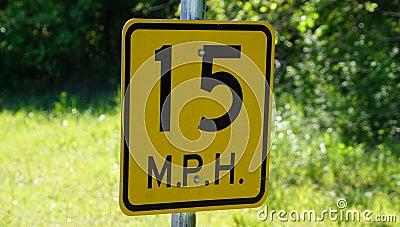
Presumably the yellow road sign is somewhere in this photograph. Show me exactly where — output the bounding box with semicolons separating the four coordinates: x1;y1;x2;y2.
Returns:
120;19;275;216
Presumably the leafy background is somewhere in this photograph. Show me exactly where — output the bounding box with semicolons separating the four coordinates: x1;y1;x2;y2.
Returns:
1;0;399;145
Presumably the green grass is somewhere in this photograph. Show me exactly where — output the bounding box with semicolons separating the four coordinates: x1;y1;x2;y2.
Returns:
0;94;398;226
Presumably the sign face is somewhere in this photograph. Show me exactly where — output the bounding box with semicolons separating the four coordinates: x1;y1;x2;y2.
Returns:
120;19;275;216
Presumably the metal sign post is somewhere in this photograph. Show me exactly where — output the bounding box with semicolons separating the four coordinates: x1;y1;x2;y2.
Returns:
120;0;275;219
180;0;205;20
171;1;204;226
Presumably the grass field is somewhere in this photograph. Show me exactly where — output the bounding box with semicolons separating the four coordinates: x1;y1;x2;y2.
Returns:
0;94;399;226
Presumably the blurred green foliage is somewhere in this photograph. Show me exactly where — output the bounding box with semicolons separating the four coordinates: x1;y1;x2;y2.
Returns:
207;0;400;145
1;0;399;145
0;0;178;93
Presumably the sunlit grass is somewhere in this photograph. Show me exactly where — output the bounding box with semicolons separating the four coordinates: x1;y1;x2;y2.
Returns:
1;94;398;226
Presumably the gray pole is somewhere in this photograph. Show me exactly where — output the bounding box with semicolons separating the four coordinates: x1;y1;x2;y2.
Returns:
180;0;205;20
171;211;196;227
170;0;205;227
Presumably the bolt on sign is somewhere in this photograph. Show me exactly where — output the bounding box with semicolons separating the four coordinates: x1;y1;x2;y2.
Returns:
120;19;275;216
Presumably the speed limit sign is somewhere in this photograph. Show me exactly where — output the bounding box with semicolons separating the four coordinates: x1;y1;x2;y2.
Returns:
120;19;275;216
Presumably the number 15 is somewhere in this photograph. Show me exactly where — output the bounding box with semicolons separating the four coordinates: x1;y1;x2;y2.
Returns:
155;45;243;132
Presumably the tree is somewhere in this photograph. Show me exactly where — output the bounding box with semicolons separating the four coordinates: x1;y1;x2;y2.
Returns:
206;0;400;144
0;0;179;94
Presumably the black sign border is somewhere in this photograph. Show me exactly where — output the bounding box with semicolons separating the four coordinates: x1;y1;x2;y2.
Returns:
122;21;273;213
